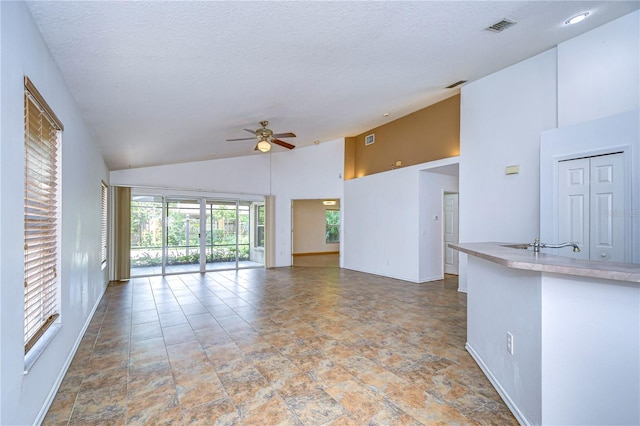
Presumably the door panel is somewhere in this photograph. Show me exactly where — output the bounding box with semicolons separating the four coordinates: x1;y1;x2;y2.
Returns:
165;199;201;274
443;193;459;275
559;158;590;259
589;153;624;262
206;201;238;270
130;195;164;277
568;195;586;244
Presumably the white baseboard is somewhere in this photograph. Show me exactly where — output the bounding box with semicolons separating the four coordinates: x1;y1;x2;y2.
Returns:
34;283;108;426
465;343;530;426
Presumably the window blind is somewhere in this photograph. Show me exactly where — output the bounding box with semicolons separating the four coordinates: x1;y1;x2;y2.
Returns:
101;182;108;264
24;77;63;354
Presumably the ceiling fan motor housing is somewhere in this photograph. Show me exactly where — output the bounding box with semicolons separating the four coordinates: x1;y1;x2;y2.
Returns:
226;120;295;150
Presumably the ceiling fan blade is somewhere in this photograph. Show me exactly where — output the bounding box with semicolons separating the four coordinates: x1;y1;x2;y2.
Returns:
272;132;296;138
226;137;256;141
272;139;295;150
243;128;257;135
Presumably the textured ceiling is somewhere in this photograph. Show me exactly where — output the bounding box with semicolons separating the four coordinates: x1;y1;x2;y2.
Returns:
27;1;639;170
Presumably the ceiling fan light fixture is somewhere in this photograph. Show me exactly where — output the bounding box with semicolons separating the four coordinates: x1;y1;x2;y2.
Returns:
257;140;271;152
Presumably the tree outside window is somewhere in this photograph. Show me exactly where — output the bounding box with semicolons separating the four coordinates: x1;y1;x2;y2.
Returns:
325;210;340;243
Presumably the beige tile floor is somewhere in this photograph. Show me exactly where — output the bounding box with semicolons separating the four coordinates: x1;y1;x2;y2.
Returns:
43;267;516;425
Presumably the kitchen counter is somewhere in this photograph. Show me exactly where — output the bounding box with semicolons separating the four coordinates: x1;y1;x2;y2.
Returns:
451;241;640;425
449;242;640;283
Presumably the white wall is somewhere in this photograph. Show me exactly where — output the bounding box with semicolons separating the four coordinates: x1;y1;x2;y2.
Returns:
467;254;640;426
111;139;345;268
541;273;640;425
459;11;640;424
1;3;110;424
343;165;420;282
110;154;271;195
558;11;640;128
543;10;640;264
271;140;344;266
458;49;558;291
343;157;458;283
466;256;542;426
292;200;340;254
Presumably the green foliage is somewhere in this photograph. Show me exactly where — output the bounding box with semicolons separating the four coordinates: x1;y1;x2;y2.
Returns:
325;210;340;243
131;199;253;268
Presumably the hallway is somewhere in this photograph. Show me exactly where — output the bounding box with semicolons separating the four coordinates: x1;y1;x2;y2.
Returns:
44;268;515;425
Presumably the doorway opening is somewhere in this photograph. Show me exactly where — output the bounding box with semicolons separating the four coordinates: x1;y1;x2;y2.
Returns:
291;199;340;268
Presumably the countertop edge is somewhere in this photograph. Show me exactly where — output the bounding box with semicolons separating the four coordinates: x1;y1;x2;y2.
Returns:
450;242;640;283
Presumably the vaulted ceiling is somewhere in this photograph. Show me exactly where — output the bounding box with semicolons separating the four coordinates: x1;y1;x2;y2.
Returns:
27;1;639;170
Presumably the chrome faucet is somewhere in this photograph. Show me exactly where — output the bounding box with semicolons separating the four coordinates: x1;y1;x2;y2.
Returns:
529;238;581;253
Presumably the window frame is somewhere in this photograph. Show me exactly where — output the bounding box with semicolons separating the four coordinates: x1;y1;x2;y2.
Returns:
325;209;340;244
101;181;108;268
23;76;63;356
255;204;265;248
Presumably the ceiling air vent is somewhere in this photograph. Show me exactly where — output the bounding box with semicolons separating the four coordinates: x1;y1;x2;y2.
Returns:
486;18;517;33
446;80;467;89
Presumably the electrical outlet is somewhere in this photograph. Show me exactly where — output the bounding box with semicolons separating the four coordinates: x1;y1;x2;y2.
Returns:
506;332;514;355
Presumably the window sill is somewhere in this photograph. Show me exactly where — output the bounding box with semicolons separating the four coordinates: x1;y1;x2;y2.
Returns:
24;323;61;374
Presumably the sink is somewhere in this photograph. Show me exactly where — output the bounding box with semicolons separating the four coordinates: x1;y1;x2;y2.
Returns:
500;243;530;250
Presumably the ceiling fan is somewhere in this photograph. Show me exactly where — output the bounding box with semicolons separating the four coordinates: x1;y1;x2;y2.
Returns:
227;120;296;152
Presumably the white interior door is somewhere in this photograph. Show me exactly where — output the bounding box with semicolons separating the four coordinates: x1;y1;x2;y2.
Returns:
558;158;590;259
443;193;459;275
589;153;624;262
558;153;625;261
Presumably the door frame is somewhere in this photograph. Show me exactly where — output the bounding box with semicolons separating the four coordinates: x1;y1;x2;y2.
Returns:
543;146;633;262
290;198;342;267
128;189;266;277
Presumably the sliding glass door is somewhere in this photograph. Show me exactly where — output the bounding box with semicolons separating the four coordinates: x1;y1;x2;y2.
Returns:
165;199;201;274
130;194;264;277
204;201;255;271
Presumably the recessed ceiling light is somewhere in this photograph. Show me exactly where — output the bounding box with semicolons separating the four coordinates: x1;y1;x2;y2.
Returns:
565;12;589;25
383;112;390;117
323;200;337;206
313;140;320;145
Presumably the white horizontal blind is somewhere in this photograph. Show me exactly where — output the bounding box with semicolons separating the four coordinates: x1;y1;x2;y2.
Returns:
24;78;62;354
101;181;108;264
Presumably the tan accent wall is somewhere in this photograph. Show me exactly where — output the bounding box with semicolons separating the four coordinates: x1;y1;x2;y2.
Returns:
344;137;356;180
346;94;460;179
